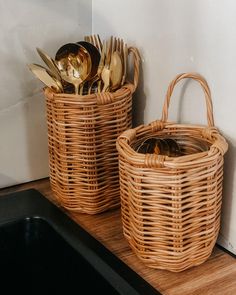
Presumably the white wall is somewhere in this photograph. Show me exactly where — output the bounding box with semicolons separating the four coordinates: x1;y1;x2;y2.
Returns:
93;0;236;254
0;0;92;188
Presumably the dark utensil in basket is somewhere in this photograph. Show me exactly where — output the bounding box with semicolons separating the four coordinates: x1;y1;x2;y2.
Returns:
135;137;181;157
135;136;211;157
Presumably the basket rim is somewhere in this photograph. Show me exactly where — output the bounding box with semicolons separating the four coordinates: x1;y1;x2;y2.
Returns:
43;46;141;103
116;120;228;169
44;82;136;103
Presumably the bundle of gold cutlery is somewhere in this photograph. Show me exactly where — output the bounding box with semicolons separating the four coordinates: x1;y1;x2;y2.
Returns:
28;34;132;95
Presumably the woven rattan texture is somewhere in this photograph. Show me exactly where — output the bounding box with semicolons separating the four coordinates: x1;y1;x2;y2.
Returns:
45;47;140;214
116;73;228;272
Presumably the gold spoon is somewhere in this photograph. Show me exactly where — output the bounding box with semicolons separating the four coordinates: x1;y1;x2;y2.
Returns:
76;41;100;94
110;51;123;91
55;43;91;95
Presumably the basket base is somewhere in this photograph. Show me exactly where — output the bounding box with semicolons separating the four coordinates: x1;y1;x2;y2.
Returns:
125;234;217;272
50;182;121;215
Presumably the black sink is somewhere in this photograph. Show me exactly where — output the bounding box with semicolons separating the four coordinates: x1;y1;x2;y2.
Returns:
0;189;161;295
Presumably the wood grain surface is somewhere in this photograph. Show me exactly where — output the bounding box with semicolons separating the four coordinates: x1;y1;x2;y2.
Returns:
0;178;235;295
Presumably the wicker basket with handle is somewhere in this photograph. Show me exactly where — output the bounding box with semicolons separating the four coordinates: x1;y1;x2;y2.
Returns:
116;72;228;272
44;47;140;214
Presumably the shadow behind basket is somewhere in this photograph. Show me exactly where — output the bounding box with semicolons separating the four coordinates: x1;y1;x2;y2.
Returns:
116;73;228;272
45;47;140;214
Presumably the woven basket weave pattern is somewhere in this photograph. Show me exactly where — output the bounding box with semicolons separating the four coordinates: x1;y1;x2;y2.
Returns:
117;73;228;272
45;47;140;214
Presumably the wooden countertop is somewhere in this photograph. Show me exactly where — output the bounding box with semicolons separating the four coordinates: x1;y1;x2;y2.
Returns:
1;178;236;295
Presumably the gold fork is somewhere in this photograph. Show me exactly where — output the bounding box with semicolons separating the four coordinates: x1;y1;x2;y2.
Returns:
84;34;103;54
101;36;113;92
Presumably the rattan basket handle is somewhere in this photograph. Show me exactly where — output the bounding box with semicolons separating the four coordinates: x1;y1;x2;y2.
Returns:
161;73;215;127
128;47;141;91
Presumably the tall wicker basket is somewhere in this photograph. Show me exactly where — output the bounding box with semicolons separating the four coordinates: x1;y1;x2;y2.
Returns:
44;47;140;214
116;73;228;272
